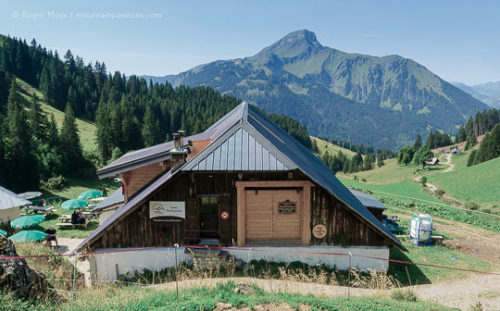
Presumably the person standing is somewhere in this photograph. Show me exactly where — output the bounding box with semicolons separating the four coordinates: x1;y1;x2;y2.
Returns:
45;226;58;249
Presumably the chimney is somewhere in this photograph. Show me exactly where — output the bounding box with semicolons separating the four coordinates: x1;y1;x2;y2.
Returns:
170;130;187;170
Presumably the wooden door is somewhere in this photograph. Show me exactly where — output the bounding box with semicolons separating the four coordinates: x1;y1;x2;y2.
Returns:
272;190;301;240
245;189;301;241
245;190;273;240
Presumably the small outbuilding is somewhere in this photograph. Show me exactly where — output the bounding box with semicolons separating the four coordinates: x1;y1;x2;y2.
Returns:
76;102;404;283
91;188;124;225
0;186;31;224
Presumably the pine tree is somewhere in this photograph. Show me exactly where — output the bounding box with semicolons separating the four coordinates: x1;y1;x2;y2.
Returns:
60;103;83;173
4;79;39;191
142;105;162;147
413;134;422;152
376;153;385;167
29;93;48;141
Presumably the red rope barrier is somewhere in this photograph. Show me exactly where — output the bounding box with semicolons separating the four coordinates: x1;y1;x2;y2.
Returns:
1;244;499;276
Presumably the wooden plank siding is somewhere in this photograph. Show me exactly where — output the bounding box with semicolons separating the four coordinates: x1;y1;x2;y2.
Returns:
88;171;389;250
121;162;170;200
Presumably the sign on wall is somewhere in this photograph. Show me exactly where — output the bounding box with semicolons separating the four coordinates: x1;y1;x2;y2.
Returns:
312;224;327;239
278;200;297;214
149;201;185;219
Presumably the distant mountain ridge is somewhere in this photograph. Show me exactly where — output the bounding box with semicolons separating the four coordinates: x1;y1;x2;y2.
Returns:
142;29;488;149
453;81;500;109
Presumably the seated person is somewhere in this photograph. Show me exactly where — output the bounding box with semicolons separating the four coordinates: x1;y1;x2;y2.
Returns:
77;210;86;224
71;210;80;224
45;226;58;248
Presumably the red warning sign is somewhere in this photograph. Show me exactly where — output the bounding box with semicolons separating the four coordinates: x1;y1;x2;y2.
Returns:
221;211;229;220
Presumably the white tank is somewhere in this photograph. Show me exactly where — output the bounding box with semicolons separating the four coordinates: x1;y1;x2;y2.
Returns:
410;214;433;242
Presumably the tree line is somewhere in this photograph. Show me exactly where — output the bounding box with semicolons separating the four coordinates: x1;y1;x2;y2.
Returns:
467;124;500;167
0;35;315;191
0;78;88;192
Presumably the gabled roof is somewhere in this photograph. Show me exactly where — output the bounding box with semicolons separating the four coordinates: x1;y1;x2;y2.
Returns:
0;186;31;210
92;188;124;212
349;189;387;210
77;102;404;251
97;104;247;179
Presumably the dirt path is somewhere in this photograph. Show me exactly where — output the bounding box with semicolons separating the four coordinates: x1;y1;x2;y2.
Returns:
56;238;91;286
442;153;454;173
152;274;500;310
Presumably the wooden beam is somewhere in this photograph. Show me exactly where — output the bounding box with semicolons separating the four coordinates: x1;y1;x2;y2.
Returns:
301;185;311;245
235;180;314;188
236;184;246;246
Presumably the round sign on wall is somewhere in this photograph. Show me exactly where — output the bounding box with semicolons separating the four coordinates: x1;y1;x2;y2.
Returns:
221;211;229;220
312;224;327;239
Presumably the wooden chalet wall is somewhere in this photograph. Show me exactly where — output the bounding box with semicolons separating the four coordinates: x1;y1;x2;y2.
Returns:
310;186;386;246
121;162;170;200
89;171;389;250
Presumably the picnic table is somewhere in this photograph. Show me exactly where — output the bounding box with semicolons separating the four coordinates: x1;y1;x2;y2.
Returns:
56;212;93;229
23;206;56;215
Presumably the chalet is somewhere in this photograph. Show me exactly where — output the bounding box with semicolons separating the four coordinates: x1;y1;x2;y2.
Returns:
425;157;440;166
0;186;31;224
76;102;404;282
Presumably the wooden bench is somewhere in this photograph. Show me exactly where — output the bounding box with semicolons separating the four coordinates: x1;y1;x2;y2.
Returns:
56;222;88;229
431;235;444;245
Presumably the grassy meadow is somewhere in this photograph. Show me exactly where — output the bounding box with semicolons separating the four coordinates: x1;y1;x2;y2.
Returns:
16;78;98;153
311;136;356;158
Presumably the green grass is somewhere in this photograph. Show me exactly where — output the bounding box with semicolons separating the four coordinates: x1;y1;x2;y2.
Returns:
428;156;500;207
311;136;356;158
340;158;446;184
338;177;442;204
389;240;494;286
0;282;457;311
28;177;119;238
16;78;98;153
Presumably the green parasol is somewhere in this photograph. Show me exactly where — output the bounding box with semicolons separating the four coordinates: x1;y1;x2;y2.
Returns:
78;189;103;200
61;199;89;210
9;230;47;242
10;215;45;229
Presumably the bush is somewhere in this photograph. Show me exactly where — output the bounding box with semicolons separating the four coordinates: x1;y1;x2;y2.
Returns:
464;201;480;211
41;175;67;190
435;189;445;198
391;289;418;302
420;176;427;185
361;178;367;182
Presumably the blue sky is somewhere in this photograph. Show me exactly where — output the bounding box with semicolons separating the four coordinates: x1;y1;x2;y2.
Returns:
2;0;499;85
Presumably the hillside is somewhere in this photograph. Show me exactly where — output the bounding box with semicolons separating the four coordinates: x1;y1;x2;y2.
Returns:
338;146;500;210
149;29;488;150
311;136;356;158
15;78;97;153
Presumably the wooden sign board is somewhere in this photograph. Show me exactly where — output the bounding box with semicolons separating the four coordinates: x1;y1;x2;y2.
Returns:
150;201;185;219
312;224;327;239
278;200;297;214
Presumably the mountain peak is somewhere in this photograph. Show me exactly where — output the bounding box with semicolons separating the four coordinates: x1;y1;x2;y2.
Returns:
257;29;323;59
280;29;320;46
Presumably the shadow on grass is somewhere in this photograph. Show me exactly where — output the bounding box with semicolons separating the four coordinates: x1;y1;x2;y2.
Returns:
388;247;431;286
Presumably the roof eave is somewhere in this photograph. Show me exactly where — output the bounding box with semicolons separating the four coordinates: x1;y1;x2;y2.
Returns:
97;153;171;179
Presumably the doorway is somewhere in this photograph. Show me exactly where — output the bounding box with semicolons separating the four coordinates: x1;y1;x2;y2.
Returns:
200;196;219;238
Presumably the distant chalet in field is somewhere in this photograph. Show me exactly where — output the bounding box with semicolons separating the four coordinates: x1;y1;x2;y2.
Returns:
425;157;440;166
76;102;404;283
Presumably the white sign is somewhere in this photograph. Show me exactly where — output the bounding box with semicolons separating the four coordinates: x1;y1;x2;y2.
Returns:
149;201;185;219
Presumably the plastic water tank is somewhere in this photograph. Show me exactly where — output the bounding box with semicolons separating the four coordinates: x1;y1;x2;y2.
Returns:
410;214;433;242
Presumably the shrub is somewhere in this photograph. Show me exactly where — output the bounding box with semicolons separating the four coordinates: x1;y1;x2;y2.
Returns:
464;201;480;211
41;175;67;190
361;178;367;182
391;289;418;302
420;176;427;185
435;189;445;198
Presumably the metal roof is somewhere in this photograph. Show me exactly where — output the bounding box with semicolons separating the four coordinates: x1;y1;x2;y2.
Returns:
92;188;124;212
349;189;387;210
77;102;404;251
97;104;246;179
0;186;32;210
